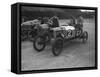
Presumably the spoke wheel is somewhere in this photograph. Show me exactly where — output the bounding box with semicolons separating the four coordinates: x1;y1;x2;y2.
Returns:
33;36;46;52
52;37;63;56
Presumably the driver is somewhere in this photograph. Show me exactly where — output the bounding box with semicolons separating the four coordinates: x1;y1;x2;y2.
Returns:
50;16;59;28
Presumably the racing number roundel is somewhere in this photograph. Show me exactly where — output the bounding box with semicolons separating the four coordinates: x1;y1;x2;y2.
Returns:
62;29;72;38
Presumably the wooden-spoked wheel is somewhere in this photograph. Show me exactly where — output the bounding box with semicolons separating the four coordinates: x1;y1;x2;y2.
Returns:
33;35;46;52
52;37;63;56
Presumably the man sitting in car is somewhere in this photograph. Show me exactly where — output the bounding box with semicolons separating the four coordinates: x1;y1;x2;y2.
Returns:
49;16;59;28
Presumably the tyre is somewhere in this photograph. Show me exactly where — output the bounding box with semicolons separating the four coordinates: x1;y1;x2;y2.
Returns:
33;35;46;52
82;31;88;43
52;37;63;56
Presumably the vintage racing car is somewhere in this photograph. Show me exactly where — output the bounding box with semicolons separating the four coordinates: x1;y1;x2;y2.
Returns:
21;19;41;41
33;24;88;56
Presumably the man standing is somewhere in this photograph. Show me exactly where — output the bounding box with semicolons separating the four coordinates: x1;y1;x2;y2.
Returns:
76;15;84;29
69;16;76;26
75;15;84;37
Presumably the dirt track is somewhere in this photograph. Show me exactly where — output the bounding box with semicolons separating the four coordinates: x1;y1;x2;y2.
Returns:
21;19;95;71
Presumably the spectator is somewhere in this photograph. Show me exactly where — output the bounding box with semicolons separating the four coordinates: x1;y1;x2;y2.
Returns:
76;15;84;29
42;17;49;24
37;17;43;24
69;16;76;26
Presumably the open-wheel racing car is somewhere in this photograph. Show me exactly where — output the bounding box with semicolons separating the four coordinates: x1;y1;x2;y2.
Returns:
21;19;42;41
33;20;88;56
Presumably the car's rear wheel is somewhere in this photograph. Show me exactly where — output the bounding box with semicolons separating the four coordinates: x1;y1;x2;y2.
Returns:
52;37;63;56
33;35;46;52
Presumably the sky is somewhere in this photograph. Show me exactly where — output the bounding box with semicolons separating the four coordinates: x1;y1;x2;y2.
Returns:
80;9;95;12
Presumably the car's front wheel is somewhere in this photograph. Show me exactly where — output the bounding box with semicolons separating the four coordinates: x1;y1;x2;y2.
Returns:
52;37;63;56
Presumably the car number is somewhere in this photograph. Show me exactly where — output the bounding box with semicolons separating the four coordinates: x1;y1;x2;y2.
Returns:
62;29;72;38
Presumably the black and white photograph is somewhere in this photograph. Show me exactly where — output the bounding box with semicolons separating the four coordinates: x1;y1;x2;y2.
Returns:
20;5;97;71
